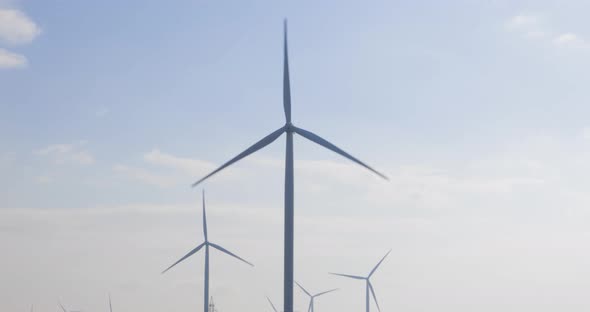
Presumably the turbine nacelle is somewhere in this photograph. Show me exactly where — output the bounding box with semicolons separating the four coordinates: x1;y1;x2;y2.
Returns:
285;122;295;132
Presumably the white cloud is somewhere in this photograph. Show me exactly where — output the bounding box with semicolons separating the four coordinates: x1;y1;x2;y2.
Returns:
114;149;232;188
553;32;587;46
0;8;40;45
526;30;546;39
143;149;216;176
33;175;52;184
506;14;590;50
35;142;95;165
113;164;176;188
505;14;538;29
95;107;110;117
0;47;25;68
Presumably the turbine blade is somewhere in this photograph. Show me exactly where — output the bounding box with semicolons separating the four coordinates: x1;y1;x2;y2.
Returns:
59;302;67;312
314;288;338;297
295;281;312;297
209;242;254;266
192;126;286;187
293;126;388;180
369;249;392;277
109;294;113;312
161;242;206;273
266;297;278;312
329;272;365;280
308;300;312;312
283;19;291;123
368;281;381;312
202;190;208;241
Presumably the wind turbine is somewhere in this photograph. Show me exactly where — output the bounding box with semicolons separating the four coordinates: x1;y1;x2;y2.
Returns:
162;190;254;312
191;20;388;312
295;282;338;312
330;250;391;312
108;294;113;312
58;301;82;312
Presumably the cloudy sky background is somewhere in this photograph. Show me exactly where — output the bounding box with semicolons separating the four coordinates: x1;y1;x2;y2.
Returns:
3;0;590;311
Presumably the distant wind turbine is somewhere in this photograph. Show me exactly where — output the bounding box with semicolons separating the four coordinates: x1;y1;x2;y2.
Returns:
58;301;82;312
330;250;391;312
108;294;113;312
162;190;254;312
295;282;338;312
191;19;388;312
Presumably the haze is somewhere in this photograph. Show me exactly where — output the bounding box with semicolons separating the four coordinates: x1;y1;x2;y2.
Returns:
2;0;590;311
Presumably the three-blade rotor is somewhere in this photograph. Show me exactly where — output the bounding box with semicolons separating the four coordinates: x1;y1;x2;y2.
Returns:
296;281;338;312
162;191;253;274
191;21;388;189
330;250;391;312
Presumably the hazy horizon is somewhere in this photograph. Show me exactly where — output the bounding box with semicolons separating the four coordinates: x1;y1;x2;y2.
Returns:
3;0;590;311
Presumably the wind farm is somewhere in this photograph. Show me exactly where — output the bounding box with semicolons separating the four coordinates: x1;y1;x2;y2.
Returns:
5;1;589;312
190;19;388;312
11;19;391;312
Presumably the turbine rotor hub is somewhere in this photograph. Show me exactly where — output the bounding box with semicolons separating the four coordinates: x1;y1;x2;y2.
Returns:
285;122;295;132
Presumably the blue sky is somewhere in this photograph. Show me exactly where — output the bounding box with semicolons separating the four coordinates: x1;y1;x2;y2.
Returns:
3;0;590;311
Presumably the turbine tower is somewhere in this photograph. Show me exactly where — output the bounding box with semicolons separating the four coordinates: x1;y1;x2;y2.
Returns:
108;294;113;312
191;20;387;312
295;282;338;312
162;190;254;312
330;250;391;312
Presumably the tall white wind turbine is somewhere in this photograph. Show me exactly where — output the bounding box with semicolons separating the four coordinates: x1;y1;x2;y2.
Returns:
162;190;254;312
330;250;391;312
190;20;388;312
295;282;338;312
